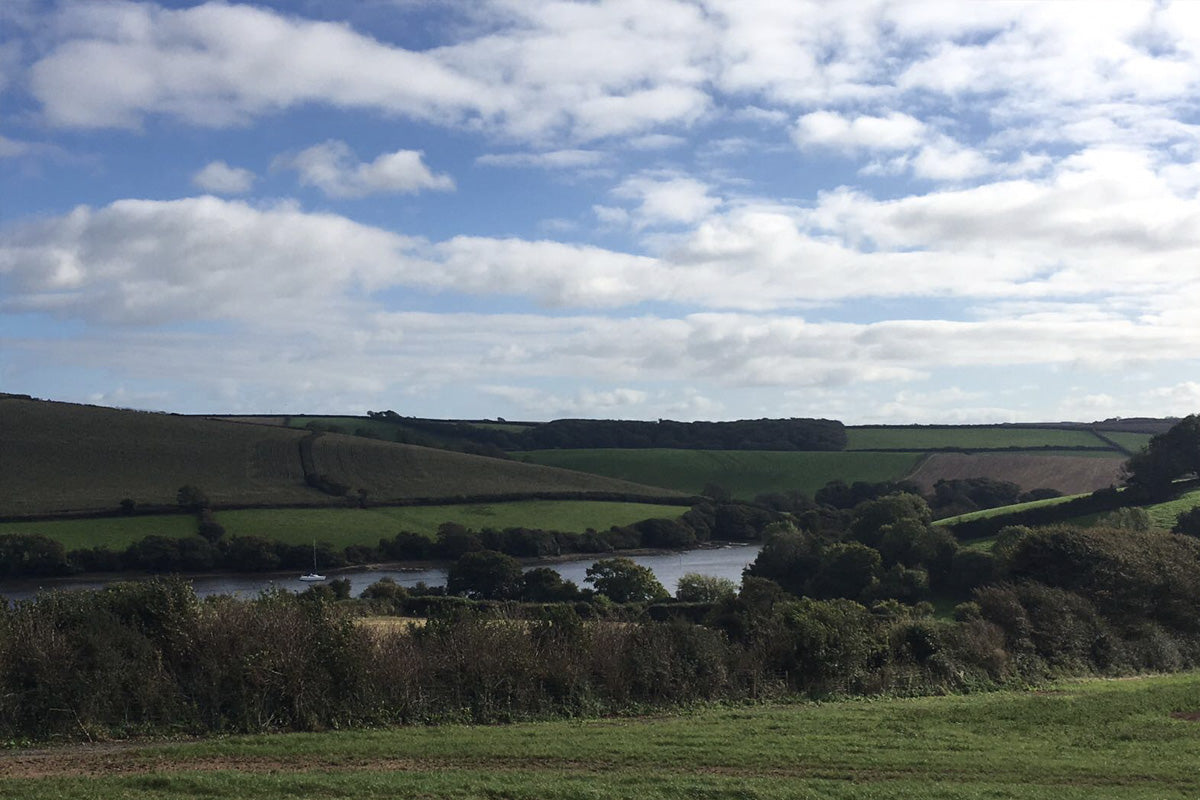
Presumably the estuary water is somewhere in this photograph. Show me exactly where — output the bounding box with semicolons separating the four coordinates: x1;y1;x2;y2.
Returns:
0;543;761;602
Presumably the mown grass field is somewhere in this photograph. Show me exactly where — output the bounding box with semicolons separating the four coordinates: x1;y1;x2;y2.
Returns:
0;501;685;551
517;449;925;500
0;514;198;550
845;425;1110;450
5;672;1200;799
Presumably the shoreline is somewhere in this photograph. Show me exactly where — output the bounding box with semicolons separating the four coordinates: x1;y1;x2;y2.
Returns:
0;540;760;596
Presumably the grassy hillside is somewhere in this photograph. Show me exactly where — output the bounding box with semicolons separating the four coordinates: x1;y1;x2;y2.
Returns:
0;396;317;516
214;501;686;546
845;425;1109;450
0;397;682;517
6;672;1200;798
518;449;924;499
0;500;687;550
1139;487;1200;530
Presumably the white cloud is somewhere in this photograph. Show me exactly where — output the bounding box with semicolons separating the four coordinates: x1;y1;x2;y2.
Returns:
792;110;926;152
273;140;454;198
476;149;606;168
612;174;722;228
191;160;256;194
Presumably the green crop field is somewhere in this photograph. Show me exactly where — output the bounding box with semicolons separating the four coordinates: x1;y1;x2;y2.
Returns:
6;672;1200;799
215;500;687;546
0;501;685;551
517;449;925;500
0;514;198;550
846;426;1109;450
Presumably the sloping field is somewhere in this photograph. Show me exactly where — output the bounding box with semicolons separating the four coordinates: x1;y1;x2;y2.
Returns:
5;672;1200;799
906;452;1124;495
1098;430;1154;454
846;425;1110;450
307;434;680;502
0;397;682;517
0;501;685;549
0;396;318;516
519;449;924;499
217;501;686;545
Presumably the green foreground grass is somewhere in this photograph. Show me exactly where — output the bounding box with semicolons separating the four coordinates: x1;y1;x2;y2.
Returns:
518;449;924;499
6;672;1200;799
846;426;1108;450
0;501;686;550
1141;488;1200;530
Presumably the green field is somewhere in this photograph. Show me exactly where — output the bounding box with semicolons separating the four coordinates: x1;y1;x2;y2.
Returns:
934;493;1088;526
1098;430;1154;454
215;501;686;546
6;672;1200;799
0;501;685;550
846;426;1109;450
518;449;925;500
0;514;198;550
1141;487;1200;530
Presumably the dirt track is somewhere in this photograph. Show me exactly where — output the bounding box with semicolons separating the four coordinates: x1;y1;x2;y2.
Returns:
905;453;1124;495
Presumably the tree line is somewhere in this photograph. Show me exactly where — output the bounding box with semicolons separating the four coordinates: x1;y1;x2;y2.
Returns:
363;412;848;452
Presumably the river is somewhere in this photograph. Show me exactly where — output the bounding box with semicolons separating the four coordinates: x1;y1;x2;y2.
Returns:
0;543;762;602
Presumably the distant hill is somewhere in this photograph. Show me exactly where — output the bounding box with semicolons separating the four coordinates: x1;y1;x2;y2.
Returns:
0;397;684;518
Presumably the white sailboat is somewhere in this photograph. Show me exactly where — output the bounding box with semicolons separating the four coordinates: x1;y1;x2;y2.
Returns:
299;540;326;582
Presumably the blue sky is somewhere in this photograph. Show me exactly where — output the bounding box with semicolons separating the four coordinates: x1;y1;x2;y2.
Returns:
2;0;1200;423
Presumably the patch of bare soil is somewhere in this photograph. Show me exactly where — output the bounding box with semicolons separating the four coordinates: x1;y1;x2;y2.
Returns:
905;453;1124;495
1170;711;1200;721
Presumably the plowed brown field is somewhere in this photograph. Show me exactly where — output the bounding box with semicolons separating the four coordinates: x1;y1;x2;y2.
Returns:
905;452;1124;495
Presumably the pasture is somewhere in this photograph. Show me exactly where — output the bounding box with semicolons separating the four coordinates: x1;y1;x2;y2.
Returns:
0;514;198;550
934;492;1087;526
0;500;686;551
517;449;925;500
1140;487;1200;530
845;425;1111;450
216;500;688;546
1097;430;1154;454
5;671;1199;799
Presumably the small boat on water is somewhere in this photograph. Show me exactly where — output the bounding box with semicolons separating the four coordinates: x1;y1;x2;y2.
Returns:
299;541;325;582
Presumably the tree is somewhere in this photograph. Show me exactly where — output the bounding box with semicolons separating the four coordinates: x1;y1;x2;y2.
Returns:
447;550;524;600
675;573;736;603
1123;414;1200;499
521;567;581;602
1174;506;1200;537
585;557;668;603
850;493;931;548
176;485;209;512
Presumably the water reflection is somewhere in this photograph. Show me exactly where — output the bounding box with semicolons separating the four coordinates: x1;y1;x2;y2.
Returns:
0;544;761;602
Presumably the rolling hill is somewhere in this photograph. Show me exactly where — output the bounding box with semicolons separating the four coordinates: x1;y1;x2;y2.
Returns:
0;396;684;518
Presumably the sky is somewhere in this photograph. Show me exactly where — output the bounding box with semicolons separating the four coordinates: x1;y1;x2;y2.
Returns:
2;0;1200;424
